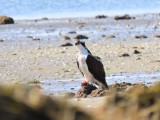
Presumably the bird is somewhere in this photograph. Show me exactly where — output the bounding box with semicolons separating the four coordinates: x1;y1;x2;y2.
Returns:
73;38;109;89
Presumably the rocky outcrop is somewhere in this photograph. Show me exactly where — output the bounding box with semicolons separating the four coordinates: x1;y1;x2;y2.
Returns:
115;14;135;20
0;16;14;24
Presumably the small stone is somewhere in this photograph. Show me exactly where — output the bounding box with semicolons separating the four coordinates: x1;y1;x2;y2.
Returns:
68;31;77;34
135;35;147;39
134;50;141;54
95;15;107;19
60;43;73;47
119;53;130;57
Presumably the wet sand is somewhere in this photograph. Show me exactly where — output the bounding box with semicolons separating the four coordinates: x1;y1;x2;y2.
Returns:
0;13;160;96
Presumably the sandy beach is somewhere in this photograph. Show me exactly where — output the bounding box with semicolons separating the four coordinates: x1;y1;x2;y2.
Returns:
1;13;160;84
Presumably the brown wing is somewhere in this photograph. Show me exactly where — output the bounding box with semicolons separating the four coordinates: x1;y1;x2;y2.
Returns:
86;55;108;88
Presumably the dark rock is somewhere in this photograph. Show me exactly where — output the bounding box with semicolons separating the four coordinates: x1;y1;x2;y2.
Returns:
95;15;107;19
0;39;4;42
134;50;141;54
115;14;135;20
0;16;14;24
68;31;77;34
135;35;147;39
60;42;73;47
119;53;130;57
74;35;88;39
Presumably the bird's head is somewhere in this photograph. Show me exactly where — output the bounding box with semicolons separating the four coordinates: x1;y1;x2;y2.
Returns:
73;37;91;55
73;38;86;47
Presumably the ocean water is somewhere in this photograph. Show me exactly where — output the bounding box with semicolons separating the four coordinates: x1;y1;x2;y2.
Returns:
1;0;160;19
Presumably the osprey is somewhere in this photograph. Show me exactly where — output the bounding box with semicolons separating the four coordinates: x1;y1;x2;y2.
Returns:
74;39;109;89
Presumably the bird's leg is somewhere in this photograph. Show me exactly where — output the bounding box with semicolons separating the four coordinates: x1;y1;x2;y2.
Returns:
81;79;89;86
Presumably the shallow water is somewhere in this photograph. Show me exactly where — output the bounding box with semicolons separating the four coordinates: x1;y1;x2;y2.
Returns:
1;0;160;19
0;16;159;44
40;72;160;96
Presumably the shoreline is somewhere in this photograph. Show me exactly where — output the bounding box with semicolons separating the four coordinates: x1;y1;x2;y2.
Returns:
11;11;160;21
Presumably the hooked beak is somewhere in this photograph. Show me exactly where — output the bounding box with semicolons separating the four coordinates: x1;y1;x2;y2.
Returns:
75;41;81;45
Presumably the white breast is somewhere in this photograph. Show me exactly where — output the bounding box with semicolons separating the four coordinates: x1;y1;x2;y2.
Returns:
78;54;93;82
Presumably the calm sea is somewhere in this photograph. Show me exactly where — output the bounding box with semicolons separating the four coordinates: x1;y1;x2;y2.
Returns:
1;0;160;19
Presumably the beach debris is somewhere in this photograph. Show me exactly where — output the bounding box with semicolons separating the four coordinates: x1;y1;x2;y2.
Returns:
27;36;40;40
74;34;88;39
60;42;73;47
119;53;130;57
135;35;147;39
115;14;135;20
0;16;14;24
134;50;141;54
95;15;107;19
